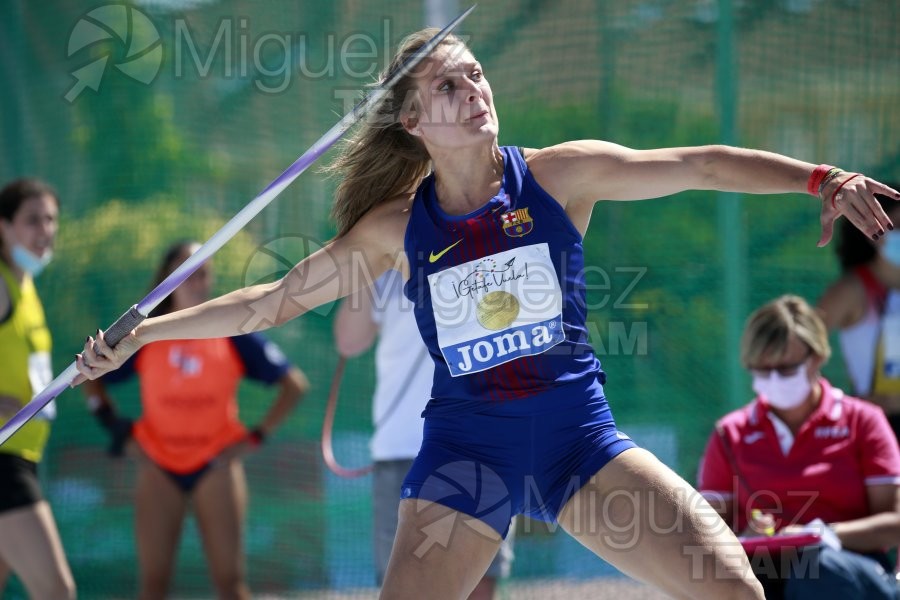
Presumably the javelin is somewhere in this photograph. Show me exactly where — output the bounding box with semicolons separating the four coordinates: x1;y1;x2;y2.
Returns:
0;5;476;447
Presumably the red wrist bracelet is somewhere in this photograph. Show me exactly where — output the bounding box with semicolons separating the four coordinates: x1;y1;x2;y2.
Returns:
807;164;835;196
830;173;862;210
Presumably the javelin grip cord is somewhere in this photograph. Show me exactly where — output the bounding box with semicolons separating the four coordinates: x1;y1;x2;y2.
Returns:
103;305;146;348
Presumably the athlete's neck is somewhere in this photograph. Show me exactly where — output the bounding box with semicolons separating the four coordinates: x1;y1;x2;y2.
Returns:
432;144;504;216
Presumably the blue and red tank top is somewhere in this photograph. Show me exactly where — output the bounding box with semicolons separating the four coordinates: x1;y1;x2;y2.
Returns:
404;146;604;403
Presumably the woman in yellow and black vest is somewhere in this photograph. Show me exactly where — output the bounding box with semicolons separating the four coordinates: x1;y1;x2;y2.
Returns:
0;178;75;599
819;184;900;438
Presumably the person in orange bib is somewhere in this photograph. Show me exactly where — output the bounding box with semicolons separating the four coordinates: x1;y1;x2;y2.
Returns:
83;241;309;600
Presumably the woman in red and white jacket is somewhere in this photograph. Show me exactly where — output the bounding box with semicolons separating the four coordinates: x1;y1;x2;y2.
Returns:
699;294;900;599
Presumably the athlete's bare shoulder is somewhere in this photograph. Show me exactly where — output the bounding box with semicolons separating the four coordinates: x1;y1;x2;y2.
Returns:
362;194;412;239
523;140;621;167
521;141;625;208
340;193;413;275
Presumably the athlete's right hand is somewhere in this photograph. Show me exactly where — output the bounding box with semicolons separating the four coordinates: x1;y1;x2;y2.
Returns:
72;329;141;385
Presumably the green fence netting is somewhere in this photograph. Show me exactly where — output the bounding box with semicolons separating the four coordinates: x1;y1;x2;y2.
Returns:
0;0;897;597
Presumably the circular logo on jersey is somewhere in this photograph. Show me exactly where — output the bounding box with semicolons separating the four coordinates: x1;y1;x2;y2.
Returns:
476;290;519;330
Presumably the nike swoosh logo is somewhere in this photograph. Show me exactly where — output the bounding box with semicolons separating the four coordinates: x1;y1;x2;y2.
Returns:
428;239;463;263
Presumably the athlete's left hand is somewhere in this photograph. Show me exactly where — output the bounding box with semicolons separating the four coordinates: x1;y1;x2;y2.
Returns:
818;174;899;247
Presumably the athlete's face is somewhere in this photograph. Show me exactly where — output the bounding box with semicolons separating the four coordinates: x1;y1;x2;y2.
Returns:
405;45;498;149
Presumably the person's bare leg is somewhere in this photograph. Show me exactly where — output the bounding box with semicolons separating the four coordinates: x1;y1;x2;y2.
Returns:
135;461;188;600
0;501;75;600
193;459;250;600
558;448;764;600
380;499;502;600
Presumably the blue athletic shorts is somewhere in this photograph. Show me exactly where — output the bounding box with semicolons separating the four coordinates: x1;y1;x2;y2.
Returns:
401;375;637;537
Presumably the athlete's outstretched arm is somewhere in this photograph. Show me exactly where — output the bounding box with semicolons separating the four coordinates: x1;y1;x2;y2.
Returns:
529;141;900;246
75;203;408;382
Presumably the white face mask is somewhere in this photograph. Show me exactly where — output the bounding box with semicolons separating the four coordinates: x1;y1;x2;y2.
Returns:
11;244;52;277
752;365;812;411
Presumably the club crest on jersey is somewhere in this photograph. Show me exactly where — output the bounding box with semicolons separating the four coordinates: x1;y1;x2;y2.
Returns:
500;208;533;238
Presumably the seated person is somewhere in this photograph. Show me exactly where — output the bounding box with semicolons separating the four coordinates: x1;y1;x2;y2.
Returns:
698;295;900;599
